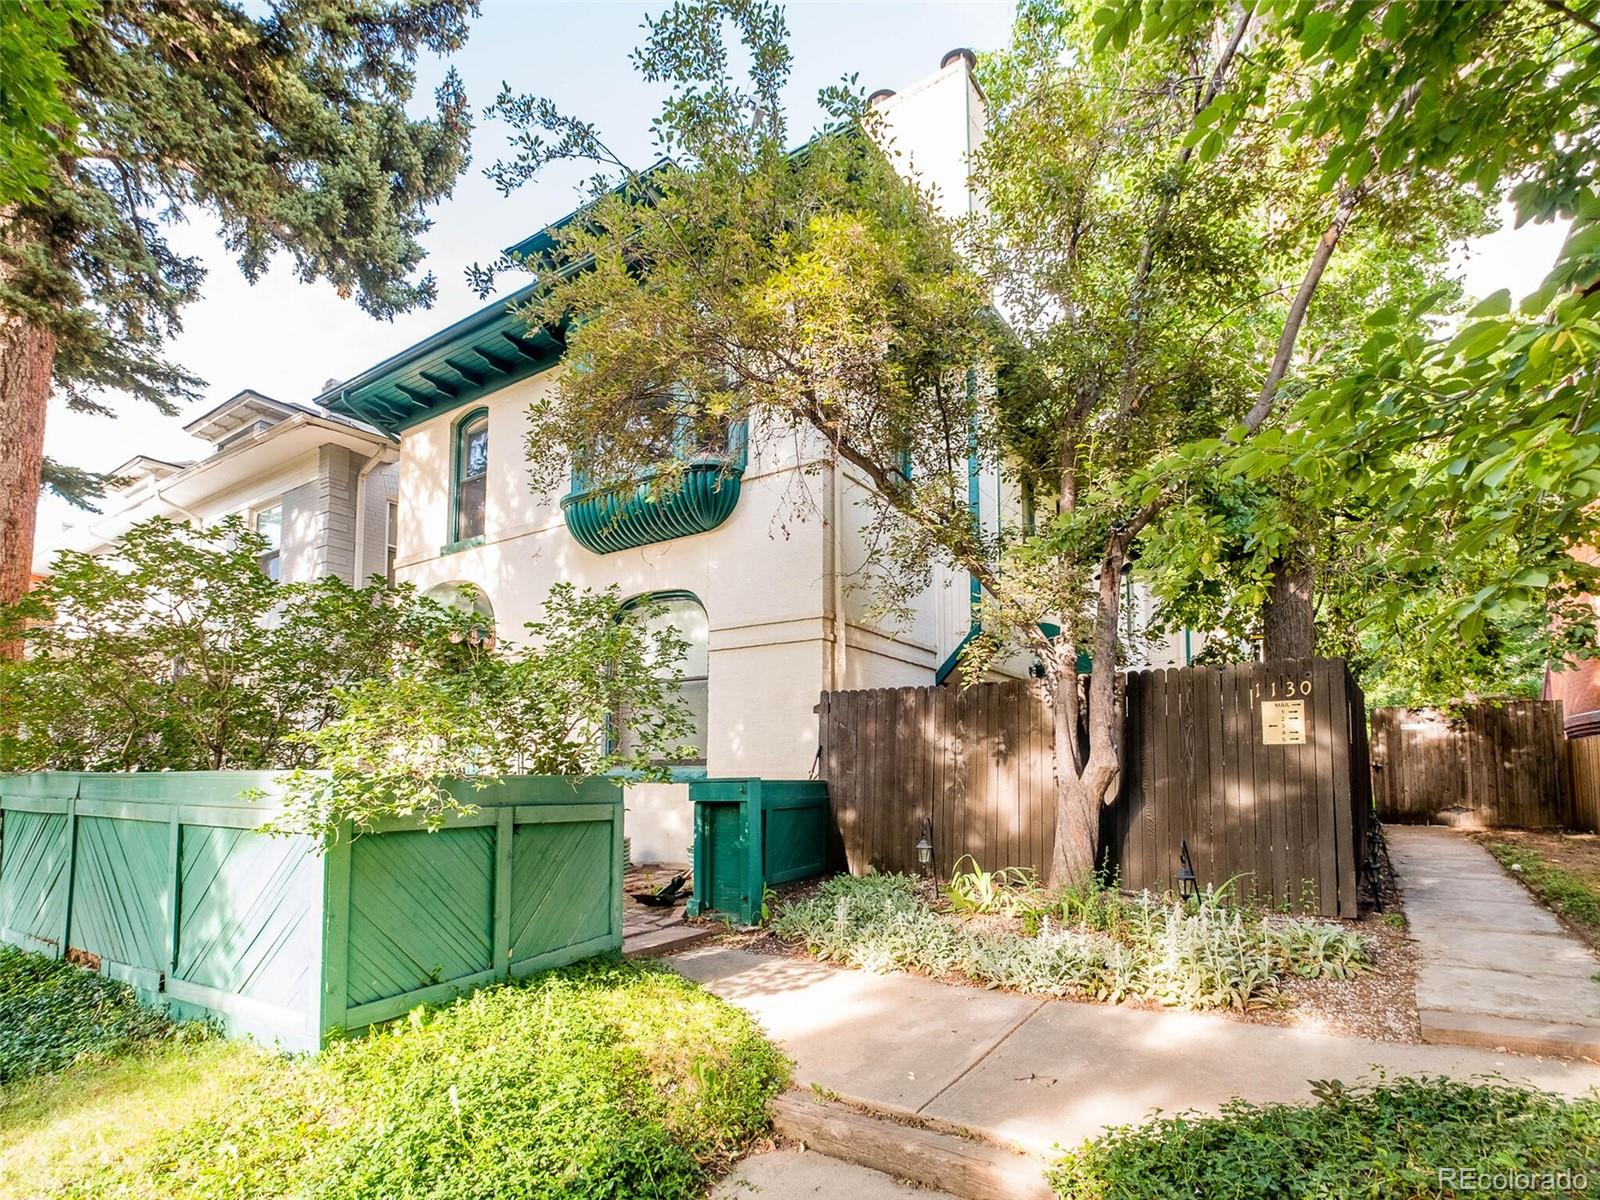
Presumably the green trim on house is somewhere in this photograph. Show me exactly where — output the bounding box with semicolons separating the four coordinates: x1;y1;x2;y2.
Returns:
934;625;983;686
608;589;710;768
318;280;567;434
965;369;982;619
934;620;1086;686
616;587;708;621
448;406;489;546
320;165;685;435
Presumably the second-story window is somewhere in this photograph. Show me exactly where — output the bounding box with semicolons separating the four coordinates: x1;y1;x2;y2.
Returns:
254;503;282;581
453;409;488;544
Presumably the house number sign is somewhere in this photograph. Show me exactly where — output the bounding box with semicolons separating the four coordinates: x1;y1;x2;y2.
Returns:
1261;699;1307;745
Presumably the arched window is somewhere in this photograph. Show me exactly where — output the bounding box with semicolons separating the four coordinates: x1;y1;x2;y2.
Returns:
451;408;489;545
617;592;709;766
424;581;494;645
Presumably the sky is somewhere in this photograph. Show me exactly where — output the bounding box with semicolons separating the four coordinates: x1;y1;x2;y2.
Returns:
36;0;1572;548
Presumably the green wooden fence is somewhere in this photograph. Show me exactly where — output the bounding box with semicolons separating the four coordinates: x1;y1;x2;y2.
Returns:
0;772;623;1050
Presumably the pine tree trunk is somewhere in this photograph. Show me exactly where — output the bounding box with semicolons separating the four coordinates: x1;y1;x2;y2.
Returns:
0;304;54;629
1262;549;1315;661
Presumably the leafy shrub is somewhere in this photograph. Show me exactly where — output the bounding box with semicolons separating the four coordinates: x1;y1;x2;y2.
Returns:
947;855;1040;915
0;947;183;1088
1048;1077;1600;1200
276;581;700;836
771;873;1369;1011
79;958;788;1200
0;517;462;775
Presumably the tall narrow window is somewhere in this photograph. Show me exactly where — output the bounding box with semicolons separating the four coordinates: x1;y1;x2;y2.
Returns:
617;592;709;766
385;501;398;583
254;503;282;581
453;410;488;544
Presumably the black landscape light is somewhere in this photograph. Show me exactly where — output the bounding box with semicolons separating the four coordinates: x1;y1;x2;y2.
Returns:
1177;838;1199;903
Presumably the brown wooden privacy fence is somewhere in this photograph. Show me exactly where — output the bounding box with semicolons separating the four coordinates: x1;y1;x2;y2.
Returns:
1370;701;1571;828
819;679;1055;888
1568;735;1600;833
1105;659;1369;918
818;658;1370;917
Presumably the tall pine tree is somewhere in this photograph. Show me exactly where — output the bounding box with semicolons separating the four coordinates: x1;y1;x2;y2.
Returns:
0;0;478;612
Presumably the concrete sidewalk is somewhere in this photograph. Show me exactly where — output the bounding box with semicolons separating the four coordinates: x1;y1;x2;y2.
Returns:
712;1150;959;1199
1387;826;1600;1058
671;946;1600;1157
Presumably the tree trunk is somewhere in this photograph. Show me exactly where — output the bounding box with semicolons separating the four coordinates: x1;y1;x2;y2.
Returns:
1262;547;1315;660
1048;541;1127;886
0;303;55;633
1049;666;1095;883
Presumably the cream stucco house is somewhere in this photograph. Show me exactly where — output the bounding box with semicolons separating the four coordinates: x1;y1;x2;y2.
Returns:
38;390;398;588
309;53;1005;861
315;51;1198;862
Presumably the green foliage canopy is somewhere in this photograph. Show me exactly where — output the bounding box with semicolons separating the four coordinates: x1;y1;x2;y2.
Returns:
2;0;478;505
0;0;89;206
1100;0;1600;704
482;0;1501;881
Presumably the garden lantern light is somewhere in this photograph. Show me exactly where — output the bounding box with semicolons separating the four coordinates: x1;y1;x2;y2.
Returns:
1177;838;1198;902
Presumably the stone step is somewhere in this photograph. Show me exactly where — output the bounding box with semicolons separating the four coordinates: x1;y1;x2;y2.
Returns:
621;923;715;959
772;1090;1054;1200
1420;1009;1600;1061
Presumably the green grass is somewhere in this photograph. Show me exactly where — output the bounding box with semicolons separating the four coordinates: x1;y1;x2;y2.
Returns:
1049;1077;1600;1200
0;945;183;1088
0;1037;275;1197
1488;842;1600;944
9;955;787;1200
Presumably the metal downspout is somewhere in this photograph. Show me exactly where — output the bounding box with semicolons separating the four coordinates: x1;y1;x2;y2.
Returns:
353;448;399;584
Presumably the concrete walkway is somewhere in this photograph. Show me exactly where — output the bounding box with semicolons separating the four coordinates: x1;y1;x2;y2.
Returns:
672;946;1600;1157
712;1150;958;1199
1387;826;1600;1059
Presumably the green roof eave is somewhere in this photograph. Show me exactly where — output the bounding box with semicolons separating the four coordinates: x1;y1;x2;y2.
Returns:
330;140;849;437
319;271;579;435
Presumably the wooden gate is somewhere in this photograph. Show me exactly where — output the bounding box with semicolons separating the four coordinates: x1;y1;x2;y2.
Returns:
1104;659;1369;917
818;658;1369;916
1569;734;1600;833
1370;701;1571;828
